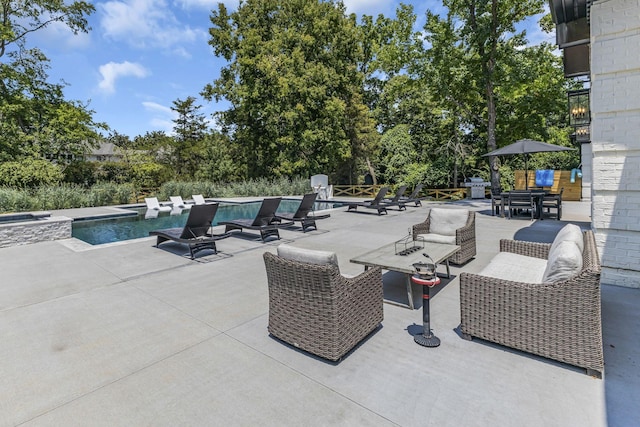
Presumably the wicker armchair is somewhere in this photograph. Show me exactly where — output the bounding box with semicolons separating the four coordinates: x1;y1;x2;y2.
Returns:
263;249;383;361
412;209;476;265
459;230;603;377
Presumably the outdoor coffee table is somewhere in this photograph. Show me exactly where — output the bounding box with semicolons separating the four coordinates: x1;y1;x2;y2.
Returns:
350;241;460;310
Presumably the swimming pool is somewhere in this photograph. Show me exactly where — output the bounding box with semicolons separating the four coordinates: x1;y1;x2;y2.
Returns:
72;200;340;245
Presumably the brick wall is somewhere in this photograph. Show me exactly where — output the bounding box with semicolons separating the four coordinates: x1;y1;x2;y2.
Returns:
0;217;72;248
591;0;640;288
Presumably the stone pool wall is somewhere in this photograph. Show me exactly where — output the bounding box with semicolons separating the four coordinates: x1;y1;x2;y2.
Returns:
0;216;72;248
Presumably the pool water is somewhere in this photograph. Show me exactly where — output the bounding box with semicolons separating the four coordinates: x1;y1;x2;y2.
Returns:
72;200;339;245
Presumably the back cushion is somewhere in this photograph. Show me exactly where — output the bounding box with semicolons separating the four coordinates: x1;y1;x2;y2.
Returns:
550;224;584;254
429;208;469;236
542;240;583;283
277;244;339;267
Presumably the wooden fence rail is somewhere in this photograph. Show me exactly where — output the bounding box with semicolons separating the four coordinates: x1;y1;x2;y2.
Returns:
137;185;478;203
332;185;471;201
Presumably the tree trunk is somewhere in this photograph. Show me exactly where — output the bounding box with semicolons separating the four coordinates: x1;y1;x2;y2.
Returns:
487;0;501;194
486;82;501;193
366;157;377;185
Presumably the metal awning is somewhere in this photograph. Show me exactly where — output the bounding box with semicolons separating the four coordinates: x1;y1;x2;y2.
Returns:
548;0;596;77
549;0;589;24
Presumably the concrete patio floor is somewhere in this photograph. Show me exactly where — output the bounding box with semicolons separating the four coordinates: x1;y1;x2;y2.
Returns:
1;199;638;426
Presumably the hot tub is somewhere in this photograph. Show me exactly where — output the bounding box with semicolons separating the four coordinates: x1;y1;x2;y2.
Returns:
0;212;72;248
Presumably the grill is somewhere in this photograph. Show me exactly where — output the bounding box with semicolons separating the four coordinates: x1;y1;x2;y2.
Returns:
463;177;491;199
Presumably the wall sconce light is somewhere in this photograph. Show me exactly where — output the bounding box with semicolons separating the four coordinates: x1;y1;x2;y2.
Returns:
568;89;590;127
575;124;590;143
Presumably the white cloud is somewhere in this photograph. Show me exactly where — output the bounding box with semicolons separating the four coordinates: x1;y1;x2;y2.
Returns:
99;0;206;51
143;101;177;134
342;0;395;15
98;61;149;94
175;0;221;9
142;101;174;116
32;16;92;51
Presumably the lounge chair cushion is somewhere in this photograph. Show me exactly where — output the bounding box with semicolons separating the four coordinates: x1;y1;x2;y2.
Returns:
477;252;547;284
550;224;584;254
277;244;339;267
415;233;457;245
542;240;583;283
428;208;468;236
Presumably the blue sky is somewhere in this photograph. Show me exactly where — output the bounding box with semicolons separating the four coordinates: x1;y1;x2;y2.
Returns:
35;0;552;139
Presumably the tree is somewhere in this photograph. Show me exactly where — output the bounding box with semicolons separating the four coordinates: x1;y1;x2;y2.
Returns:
195;131;245;183
171;97;209;179
203;0;377;182
423;0;547;192
0;1;103;163
0;0;94;58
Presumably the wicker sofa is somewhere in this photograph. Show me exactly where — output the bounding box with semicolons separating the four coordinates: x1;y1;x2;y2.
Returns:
412;208;476;265
263;244;383;361
459;224;603;377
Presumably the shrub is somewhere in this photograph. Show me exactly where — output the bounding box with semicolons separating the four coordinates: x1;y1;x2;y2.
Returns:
131;162;172;189
31;184;89;210
157;177;309;201
0;159;63;188
95;162;132;184
1;176;311;212
63;161;98;186
0;187;38;213
88;182;135;206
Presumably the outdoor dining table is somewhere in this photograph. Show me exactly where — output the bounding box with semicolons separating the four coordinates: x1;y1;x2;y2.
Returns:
500;190;548;219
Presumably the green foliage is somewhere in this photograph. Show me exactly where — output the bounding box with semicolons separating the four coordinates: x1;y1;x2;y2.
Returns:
194;133;245;183
31;184;89;210
158;177;309;201
63;161;98;186
87;182;135;206
0;1;104;163
204;0;375;181
377;124;415;184
94;162;132;184
0;182;135;213
422;0;560;191
0;187;39;212
170;97;209;179
130;162;172;189
158;181;217;201
0;159;63;187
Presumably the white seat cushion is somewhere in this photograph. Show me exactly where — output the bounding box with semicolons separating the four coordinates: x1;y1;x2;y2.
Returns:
416;233;457;245
277;244;339;267
542;240;583;283
478;252;547;284
429;208;468;236
550;224;584;254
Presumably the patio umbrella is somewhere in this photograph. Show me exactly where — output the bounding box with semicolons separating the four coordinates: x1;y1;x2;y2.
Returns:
482;139;576;189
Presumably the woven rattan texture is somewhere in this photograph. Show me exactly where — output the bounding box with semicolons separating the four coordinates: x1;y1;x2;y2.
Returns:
412;210;476;265
263;252;383;361
459;231;603;376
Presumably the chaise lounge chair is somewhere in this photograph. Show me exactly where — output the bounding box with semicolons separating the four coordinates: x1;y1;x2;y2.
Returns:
219;197;293;241
192;194;206;205
381;185;408;211
149;203;233;259
399;184;424;207
273;193;330;232
346;187;390;215
170;196;192;209
145;197;171;212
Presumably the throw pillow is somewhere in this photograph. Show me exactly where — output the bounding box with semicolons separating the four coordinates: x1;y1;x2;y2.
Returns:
277;244;339;267
428;208;469;236
550;223;584;254
542;240;583;283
